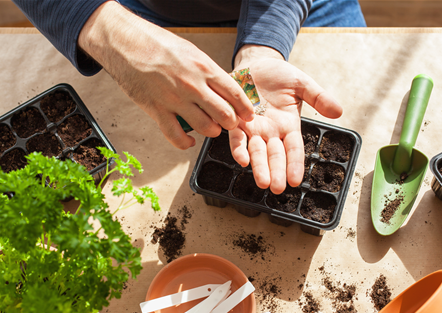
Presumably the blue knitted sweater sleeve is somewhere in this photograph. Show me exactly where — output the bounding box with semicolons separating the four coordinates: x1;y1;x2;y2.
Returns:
235;0;312;62
12;0;108;76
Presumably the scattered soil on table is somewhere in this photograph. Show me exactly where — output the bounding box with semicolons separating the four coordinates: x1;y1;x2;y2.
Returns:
232;232;273;261
309;162;345;192
232;172;265;203
0;148;27;173
299;291;321;313
346;227;356;239
152;213;186;263
319;131;353;162
197;161;233;193
302;123;320;155
381;194;404;224
319;266;358;313
58;114;92;147
177;205;192;230
0;124;15;154
266;186;302;213
26;132;62;158
11;107;46;138
72;138;105;171
40;91;76;123
208;131;236;165
255;277;282;312
300;192;336;223
369;275;392;311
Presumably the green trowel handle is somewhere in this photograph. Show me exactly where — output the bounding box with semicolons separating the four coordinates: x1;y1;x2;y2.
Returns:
393;74;433;174
177;115;193;133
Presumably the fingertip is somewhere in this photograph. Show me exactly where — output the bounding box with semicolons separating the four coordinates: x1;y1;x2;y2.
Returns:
316;92;343;119
243;113;255;122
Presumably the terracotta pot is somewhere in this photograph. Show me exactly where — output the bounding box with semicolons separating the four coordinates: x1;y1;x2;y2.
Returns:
380;270;442;313
145;253;256;313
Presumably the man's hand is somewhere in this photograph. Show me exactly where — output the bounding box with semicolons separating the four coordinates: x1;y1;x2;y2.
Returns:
231;47;342;195
78;1;254;149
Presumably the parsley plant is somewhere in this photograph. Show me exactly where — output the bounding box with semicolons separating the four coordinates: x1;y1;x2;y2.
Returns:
0;148;160;312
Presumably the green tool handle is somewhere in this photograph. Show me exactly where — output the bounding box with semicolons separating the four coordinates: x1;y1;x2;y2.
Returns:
177;115;193;133
393;74;433;174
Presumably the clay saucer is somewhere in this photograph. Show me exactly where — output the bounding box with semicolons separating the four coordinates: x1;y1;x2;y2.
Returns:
380;270;442;313
145;253;256;313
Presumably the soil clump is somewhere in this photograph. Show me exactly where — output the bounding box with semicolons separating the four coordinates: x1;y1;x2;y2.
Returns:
152;214;185;263
300;291;321;313
300;192;336;223
266;186;301;213
26;132;62;158
72;139;105;171
11;107;46;138
0;124;15;154
232;233;270;260
40;91;76;122
302;123;320;155
369;274;392;311
197;162;233;193
319;131;353;162
381;194;404;224
58;115;92;147
232;172;265;203
0;149;27;173
310;162;345;192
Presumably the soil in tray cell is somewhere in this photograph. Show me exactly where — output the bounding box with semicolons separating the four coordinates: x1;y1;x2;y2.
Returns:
0;149;27;173
300;191;336;223
266;186;302;213
232;172;265;203
197;161;233;193
303;158;311;182
72;138;106;171
27;132;62;158
57;115;92;147
208;131;236;165
319;131;353;162
302;122;320;155
40;91;76;123
11;107;46;138
309;162;345;192
0;124;16;154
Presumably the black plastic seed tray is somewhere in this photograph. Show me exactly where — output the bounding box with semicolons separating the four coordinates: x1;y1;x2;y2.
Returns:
429;153;442;200
0;84;116;184
190;117;362;236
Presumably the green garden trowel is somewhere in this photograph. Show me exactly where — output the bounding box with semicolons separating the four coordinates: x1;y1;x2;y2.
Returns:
371;74;433;236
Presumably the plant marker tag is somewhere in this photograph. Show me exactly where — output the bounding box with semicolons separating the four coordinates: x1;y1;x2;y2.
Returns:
185;281;231;313
211;281;255;313
139;284;222;313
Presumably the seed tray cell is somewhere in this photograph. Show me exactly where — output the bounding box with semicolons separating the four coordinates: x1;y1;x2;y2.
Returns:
0;84;116;184
190;117;362;236
429;152;442;200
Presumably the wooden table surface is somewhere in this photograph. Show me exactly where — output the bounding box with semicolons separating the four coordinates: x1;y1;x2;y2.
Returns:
1;27;442;313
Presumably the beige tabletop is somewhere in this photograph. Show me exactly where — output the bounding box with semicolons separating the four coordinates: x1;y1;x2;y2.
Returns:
1;27;442;313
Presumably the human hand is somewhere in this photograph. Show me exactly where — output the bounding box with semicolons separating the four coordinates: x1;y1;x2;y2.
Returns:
78;2;254;149
230;57;342;195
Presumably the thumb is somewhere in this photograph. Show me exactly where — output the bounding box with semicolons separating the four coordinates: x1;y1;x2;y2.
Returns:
296;74;343;119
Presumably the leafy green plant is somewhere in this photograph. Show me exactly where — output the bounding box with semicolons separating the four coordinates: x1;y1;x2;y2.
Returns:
0;148;160;313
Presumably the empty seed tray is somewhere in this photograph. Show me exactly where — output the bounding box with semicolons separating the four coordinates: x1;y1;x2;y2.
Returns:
189;117;362;236
0;84;115;184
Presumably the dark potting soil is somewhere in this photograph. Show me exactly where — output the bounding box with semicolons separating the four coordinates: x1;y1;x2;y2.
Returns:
40;91;76;123
0;124;15;154
397;172;409;185
257;277;282;312
302;123;320;155
72;138;105;171
11;107;46;138
197;162;233;193
381;194;404;224
319;131;353;162
300;291;321;313
0;149;27;173
233;233;268;257
232;172;265;203
266;186;301;213
369;275;392;311
152;214;185;263
304;158;311;181
300;192;336;223
208;131;237;165
26;132;62;158
309;162;345;192
58;115;92;147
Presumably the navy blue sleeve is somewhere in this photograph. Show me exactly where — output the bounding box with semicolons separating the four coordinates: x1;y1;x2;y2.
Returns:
234;0;312;63
12;0;110;76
